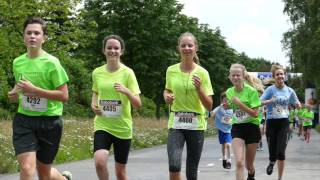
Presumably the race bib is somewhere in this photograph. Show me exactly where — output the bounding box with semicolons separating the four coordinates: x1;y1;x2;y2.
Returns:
173;112;199;130
100;100;122;118
22;93;48;112
233;109;250;123
221;113;233;124
272;105;288;117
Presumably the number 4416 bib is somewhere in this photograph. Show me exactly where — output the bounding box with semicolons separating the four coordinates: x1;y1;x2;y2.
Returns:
173;112;199;130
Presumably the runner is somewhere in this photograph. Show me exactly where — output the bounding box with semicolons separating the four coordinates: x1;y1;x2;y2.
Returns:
302;103;314;143
91;35;142;180
260;64;301;180
163;32;213;180
210;91;232;169
8;17;72;180
226;63;263;180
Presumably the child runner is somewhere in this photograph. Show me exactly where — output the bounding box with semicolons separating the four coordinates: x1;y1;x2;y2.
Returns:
302;103;314;143
211;91;233;169
226;63;263;180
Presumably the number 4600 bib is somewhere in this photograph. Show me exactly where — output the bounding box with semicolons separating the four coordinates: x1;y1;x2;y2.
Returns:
173;112;199;130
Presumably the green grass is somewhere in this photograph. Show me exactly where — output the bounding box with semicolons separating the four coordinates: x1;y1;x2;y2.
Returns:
0;117;216;174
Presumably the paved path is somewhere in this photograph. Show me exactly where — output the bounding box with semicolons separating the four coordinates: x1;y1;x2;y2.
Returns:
1;130;320;180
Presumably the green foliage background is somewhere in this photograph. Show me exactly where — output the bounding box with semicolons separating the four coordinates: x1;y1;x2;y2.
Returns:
0;0;280;118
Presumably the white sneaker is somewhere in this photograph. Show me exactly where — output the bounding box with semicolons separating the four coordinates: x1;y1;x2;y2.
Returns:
62;171;72;180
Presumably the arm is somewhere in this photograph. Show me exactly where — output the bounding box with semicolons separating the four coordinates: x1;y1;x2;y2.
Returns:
163;89;174;105
91;92;102;115
114;83;142;108
8;85;21;102
192;75;213;111
232;97;259;118
17;79;68;102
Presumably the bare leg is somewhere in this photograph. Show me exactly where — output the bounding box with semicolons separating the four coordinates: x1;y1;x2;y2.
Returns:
17;152;37;180
37;160;66;180
115;162;127;180
232;138;245;180
94;149;109;180
277;160;285;179
245;143;258;174
170;172;182;180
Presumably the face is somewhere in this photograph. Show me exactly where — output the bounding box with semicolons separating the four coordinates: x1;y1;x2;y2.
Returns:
229;68;244;87
103;39;122;61
274;69;285;85
178;36;197;58
23;23;45;50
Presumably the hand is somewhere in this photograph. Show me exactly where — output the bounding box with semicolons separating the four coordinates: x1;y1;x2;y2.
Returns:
114;83;129;94
8;85;21;102
16;79;36;94
91;104;102;115
232;97;241;106
270;96;277;103
164;93;175;105
192;75;201;90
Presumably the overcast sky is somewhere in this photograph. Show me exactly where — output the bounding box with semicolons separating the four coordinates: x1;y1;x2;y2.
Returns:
178;0;292;67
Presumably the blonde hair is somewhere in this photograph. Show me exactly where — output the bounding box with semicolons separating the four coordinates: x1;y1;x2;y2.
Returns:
229;63;264;92
178;32;199;64
271;64;285;78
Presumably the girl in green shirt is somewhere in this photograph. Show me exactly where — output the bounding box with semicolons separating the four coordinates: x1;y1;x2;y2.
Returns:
226;63;263;180
91;35;141;180
164;32;213;180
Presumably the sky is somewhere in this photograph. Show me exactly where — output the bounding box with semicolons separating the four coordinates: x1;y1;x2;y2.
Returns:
178;0;292;67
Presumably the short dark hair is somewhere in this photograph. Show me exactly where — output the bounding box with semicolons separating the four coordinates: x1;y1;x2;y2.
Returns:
102;35;125;53
23;17;48;35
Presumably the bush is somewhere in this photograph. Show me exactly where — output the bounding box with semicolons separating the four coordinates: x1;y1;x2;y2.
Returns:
0;108;12;120
132;95;156;117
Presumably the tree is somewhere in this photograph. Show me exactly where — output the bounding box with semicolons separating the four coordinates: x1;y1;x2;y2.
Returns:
283;0;320;88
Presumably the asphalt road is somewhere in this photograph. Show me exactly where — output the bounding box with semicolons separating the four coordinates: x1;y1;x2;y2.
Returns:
1;130;320;180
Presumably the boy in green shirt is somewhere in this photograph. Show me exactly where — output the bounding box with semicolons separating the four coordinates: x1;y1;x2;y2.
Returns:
302;103;314;143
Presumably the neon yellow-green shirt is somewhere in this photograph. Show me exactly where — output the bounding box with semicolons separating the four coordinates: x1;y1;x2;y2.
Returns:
13;52;69;116
302;110;314;126
226;84;261;125
165;63;213;130
92;64;140;139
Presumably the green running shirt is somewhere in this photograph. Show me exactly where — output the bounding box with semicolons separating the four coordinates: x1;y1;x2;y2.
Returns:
165;63;213;130
226;84;261;125
13;52;69;116
92;64;140;139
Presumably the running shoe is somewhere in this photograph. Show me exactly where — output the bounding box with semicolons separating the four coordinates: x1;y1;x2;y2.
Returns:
222;159;227;168
247;171;255;180
225;161;231;169
266;163;274;175
62;171;72;180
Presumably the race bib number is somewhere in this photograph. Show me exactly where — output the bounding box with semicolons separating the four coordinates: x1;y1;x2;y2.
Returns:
233;109;250;123
272;105;288;117
22;93;48;112
173;112;199;130
221;114;232;124
100;100;122;118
